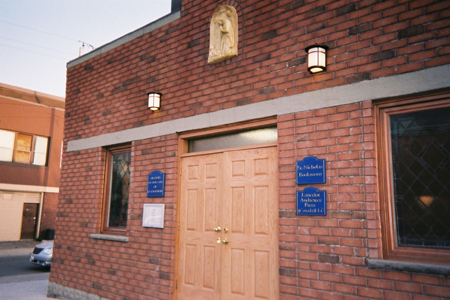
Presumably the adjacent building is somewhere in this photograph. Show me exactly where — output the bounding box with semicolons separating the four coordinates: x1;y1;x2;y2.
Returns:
49;0;450;299
0;83;64;241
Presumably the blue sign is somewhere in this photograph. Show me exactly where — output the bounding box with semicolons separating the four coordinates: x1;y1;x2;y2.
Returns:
297;187;327;216
296;156;326;184
147;171;165;197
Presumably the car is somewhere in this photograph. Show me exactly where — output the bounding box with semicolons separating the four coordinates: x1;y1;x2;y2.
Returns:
30;240;53;267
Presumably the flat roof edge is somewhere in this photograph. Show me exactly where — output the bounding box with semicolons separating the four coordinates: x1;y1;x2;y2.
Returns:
0;82;65;109
67;11;181;69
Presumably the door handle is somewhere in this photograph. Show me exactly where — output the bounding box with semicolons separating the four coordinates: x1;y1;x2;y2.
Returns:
222;238;229;245
217;237;221;244
214;227;221;232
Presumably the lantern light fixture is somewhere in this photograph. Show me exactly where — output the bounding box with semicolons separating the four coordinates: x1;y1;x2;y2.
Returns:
305;44;329;74
148;92;161;111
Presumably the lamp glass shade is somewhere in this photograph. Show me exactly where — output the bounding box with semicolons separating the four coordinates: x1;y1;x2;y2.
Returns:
306;45;328;73
148;93;161;111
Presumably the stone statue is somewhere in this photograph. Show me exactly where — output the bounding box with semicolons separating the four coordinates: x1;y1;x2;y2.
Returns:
208;5;238;64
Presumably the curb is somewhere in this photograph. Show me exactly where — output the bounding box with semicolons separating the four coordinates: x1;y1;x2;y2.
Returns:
0;248;34;256
0;240;40;256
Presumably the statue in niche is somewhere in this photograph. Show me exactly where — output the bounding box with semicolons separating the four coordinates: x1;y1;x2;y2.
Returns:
208;5;238;64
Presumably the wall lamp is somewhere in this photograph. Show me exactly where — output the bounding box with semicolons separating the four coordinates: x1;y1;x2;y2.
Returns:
148;93;161;111
305;44;329;74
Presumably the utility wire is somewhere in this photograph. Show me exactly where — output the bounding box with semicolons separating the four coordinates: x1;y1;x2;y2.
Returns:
0;43;69;61
0;19;94;52
0;36;74;56
0;19;78;42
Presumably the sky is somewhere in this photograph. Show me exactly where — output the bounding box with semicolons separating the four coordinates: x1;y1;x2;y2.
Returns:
0;0;171;98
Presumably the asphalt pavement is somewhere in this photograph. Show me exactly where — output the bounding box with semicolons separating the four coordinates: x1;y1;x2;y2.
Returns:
0;240;53;300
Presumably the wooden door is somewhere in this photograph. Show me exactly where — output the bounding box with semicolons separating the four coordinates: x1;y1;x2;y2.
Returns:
21;203;38;240
177;146;279;300
221;147;279;299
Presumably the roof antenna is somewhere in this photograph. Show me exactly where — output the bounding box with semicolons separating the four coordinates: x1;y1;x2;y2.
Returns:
78;41;95;56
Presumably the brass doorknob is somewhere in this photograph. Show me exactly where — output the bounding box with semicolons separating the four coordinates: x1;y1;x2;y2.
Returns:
217;237;221;244
214;227;221;232
223;228;228;233
222;238;229;245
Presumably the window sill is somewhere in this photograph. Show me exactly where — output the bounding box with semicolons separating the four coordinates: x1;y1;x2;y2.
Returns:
0;161;47;168
90;234;129;243
368;259;450;276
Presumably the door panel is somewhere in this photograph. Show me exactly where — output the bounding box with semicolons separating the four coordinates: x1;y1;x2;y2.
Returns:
178;147;278;300
255;250;270;298
203;245;216;288
178;153;222;300
230;248;245;294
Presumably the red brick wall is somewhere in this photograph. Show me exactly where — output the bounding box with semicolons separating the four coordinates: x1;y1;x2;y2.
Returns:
277;101;450;299
51;135;179;299
52;0;450;299
63;0;450;143
39;193;59;238
0;97;64;188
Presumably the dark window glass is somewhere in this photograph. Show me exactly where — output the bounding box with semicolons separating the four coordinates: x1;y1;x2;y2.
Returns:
108;151;131;228
390;106;450;249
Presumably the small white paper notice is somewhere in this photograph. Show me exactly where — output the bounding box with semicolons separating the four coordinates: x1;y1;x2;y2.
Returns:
142;204;165;228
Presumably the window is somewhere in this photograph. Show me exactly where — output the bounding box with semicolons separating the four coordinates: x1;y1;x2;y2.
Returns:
188;127;278;152
103;144;131;234
377;93;450;264
0;130;15;161
0;129;49;166
33;136;49;165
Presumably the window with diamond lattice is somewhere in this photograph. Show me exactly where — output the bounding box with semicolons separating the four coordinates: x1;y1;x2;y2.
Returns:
377;94;450;264
103;144;131;234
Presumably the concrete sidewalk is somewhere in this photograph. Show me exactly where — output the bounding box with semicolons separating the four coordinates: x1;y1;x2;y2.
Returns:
0;240;53;300
0;240;41;256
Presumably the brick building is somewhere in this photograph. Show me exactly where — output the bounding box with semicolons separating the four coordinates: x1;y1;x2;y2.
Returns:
0;83;64;241
49;0;450;299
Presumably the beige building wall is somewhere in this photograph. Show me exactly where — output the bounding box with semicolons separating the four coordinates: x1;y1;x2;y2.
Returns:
0;191;40;241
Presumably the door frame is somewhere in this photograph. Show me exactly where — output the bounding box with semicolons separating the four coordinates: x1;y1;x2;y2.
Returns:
174;117;278;299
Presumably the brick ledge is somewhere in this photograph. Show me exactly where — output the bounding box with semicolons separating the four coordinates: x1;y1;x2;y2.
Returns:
368;259;450;276
90;234;129;243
